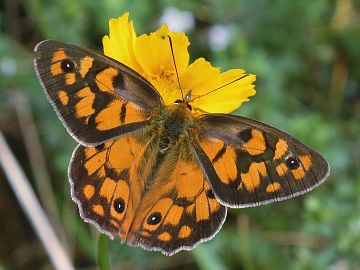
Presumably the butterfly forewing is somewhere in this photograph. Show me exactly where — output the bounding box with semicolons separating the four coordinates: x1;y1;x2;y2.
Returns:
34;40;164;145
195;114;330;207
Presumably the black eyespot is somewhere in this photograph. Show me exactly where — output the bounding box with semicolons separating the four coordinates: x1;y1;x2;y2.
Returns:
61;59;75;73
174;99;182;104
286;157;300;170
147;212;162;225
113;198;125;213
186;103;192;111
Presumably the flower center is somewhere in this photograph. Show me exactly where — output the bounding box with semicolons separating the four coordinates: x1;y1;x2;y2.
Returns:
146;66;182;105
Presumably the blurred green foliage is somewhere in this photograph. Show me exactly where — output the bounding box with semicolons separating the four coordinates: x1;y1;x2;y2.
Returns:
0;0;359;269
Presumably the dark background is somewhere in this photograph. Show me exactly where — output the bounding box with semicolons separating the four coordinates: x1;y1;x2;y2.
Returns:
0;0;359;269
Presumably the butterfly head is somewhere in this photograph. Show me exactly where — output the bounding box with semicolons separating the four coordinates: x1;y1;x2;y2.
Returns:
174;98;192;112
174;90;192;112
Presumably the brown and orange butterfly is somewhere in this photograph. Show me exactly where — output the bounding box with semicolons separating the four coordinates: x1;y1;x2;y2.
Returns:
34;40;329;255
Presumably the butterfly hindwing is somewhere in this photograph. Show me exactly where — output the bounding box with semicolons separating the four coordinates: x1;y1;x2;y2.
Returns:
126;146;226;255
69;131;158;238
69;129;226;255
34;40;164;145
195;114;330;207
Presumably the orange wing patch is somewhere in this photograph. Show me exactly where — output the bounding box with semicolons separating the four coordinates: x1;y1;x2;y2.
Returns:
300;155;312;170
239;162;267;191
291;166;306;180
195;191;210;222
84;147;97;159
214;147;237;184
57;90;69;106
84;150;107;175
51;50;67;63
242;129;266;155
186;204;195;215
83;184;95;200
93;204;105;216
266;182;281;192
65;73;76;85
125;149;226;251
158;232;172;241
200;138;224;160
76;86;96;118
204;181;221;214
274;139;288;159
172;160;204;198
95;100;124;130
80;56;94;78
276;163;288;176
164;205;184;226
99;177;117;202
50;62;64;76
96;67;119;92
94;100;145;131
200;139;237;184
178;225;192;239
123;103;145;124
107;137;142;172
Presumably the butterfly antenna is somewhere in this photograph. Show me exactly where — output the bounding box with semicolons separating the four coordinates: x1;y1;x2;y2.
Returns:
168;35;185;101
189;74;249;102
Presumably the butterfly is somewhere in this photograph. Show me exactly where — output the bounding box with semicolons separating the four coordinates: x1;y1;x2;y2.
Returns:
34;40;330;255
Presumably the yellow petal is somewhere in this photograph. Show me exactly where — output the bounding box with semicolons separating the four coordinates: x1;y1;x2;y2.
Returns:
180;58;221;97
167;31;190;74
102;13;256;113
191;69;256;114
133;24;190;105
134;24;189;76
102;13;143;74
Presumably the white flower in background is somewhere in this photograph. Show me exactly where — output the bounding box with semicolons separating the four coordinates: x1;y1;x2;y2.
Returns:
208;24;233;52
159;7;195;32
0;57;17;76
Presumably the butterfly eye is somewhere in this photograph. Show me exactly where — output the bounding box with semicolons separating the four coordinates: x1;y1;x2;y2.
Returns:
174;100;182;104
147;212;162;225
186;103;192;111
113;198;125;213
285;156;300;170
61;59;75;73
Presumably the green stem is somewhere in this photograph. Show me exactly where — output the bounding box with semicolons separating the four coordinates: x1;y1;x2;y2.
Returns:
98;234;111;270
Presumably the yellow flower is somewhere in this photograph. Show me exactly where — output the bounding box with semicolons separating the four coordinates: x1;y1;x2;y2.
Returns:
103;12;256;115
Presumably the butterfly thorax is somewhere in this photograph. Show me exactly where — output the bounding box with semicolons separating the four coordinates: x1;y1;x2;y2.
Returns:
155;103;196;152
